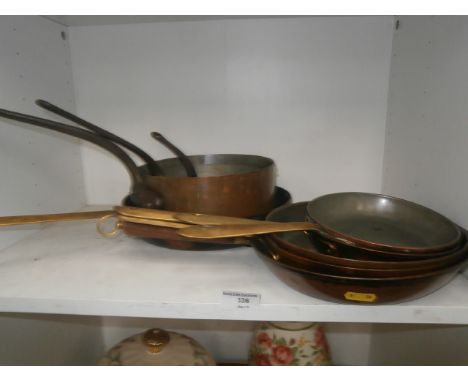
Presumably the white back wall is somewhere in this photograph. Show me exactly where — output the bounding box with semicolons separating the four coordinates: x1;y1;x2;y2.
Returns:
0;16;85;250
68;16;394;205
382;16;468;228
368;324;468;365
0;313;103;365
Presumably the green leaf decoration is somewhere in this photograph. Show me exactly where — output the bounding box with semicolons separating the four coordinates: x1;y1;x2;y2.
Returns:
277;338;287;346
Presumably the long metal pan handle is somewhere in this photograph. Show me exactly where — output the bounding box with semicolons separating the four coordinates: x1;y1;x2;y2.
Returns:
0;209;187;229
35;99;164;176
151;132;197;177
0;210;113;227
177;222;320;239
114;206;280;226
115;206;274;227
172;212;279;226
0;107;163;208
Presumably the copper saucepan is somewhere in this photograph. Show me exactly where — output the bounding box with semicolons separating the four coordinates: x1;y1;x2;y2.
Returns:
0;103;278;225
141;154;277;218
35;100;276;218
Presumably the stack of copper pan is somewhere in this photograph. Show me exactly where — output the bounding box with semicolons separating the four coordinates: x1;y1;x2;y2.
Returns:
0;101;293;251
122;154;292;250
251;193;468;305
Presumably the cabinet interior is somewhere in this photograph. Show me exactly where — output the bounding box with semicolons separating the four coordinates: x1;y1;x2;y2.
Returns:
0;15;467;365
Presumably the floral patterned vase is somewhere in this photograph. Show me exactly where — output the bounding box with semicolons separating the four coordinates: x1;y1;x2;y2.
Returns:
248;322;332;366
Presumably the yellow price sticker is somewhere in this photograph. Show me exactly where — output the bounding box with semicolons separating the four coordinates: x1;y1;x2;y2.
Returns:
344;291;377;303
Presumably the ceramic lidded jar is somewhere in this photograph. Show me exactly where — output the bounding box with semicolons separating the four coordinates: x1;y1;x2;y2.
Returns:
249;322;332;366
98;328;217;366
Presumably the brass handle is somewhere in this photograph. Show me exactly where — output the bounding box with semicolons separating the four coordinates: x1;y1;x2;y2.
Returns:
96;215;122;238
96;215;191;238
115;206;281;227
0;210;113;227
117;215;190;229
177;222;319;239
173;212;280;226
113;206;181;223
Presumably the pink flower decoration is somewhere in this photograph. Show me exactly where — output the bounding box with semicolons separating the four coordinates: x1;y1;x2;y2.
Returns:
271;345;293;365
255;353;272;366
256;332;272;348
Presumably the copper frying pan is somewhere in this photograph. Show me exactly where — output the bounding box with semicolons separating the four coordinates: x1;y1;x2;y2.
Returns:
176;193;462;256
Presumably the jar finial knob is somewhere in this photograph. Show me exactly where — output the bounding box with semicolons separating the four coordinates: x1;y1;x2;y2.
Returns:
143;328;170;354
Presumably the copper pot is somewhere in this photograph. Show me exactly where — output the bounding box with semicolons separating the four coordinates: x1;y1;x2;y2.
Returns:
141;154;276;217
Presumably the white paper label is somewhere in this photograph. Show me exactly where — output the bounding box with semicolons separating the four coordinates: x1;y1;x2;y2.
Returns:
222;290;261;309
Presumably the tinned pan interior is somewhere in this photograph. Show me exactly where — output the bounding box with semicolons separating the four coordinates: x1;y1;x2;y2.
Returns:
306;192;461;253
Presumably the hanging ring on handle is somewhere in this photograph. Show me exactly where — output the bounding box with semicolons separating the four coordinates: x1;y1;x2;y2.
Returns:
96;214;122;238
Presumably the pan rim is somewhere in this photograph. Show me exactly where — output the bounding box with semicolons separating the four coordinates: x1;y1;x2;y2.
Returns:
305;192;462;254
262;235;468;276
141;153;275;179
266;201;465;267
252;236;468;282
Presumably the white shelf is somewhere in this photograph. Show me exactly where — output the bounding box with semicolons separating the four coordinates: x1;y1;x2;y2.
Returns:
1;208;468;324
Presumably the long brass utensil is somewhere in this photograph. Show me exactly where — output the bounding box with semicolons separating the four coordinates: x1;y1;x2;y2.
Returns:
0;210;113;227
172;212;281;226
96;214;191;238
113;206;182;223
0;208;192;241
0;209;191;227
116;215;189;229
114;206;282;226
1;206;308;240
0;207;232;229
177;222;319;239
